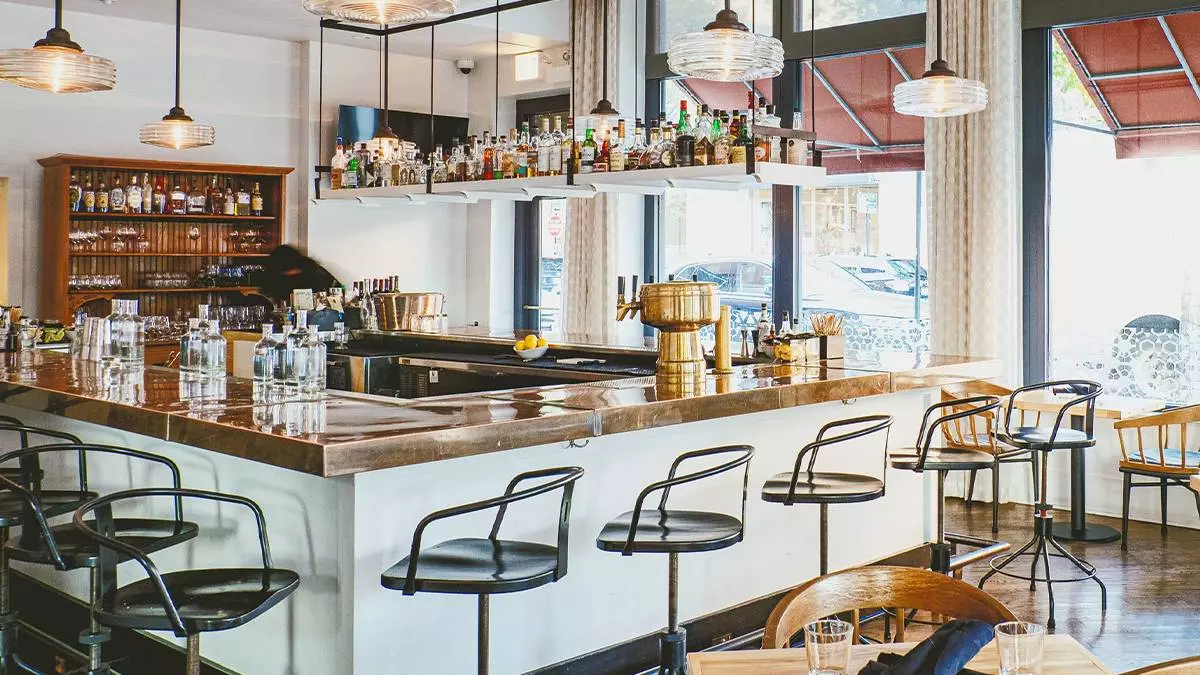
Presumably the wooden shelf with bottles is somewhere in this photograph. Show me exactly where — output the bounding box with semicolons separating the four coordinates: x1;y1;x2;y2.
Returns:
39;155;293;322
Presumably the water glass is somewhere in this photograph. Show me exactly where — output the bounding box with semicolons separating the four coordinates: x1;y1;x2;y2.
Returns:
995;621;1045;675
805;619;853;675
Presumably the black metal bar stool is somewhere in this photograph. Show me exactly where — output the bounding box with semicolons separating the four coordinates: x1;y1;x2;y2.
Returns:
978;380;1105;630
597;446;754;675
73;488;299;675
0;443;199;674
762;416;892;576
889;397;1004;574
381;466;584;675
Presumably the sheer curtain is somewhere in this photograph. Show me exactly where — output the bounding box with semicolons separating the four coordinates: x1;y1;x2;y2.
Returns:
563;0;619;343
926;0;1023;386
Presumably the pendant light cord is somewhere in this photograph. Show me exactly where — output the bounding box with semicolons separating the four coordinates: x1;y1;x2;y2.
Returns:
174;0;182;110
494;0;499;132
935;0;943;62
383;30;390;114
54;0;63;31
601;0;609;102
810;0;815;143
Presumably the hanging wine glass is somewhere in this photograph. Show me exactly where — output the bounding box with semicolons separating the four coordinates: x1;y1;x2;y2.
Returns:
187;225;201;245
135;225;150;252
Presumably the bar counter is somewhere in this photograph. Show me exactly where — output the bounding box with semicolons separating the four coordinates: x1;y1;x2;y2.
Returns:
0;349;998;476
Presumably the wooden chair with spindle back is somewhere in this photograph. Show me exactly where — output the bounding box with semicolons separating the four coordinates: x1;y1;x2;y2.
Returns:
762;566;1016;648
940;381;1040;534
1114;404;1200;551
1123;656;1200;674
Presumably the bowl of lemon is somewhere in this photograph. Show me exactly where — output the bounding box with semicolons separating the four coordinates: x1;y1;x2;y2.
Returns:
514;334;549;361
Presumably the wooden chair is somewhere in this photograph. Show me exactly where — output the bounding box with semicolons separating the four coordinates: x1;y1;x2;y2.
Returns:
1114;405;1200;551
941;381;1039;534
1123;656;1200;674
762;566;1016;648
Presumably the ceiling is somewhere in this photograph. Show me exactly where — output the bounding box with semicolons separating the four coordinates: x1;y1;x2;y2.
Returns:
1;0;570;58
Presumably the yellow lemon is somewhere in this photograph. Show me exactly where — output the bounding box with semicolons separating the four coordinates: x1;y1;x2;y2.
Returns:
514;340;525;350
523;335;539;349
536;337;549;348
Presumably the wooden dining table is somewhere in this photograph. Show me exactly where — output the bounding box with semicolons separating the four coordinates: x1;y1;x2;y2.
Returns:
687;634;1113;674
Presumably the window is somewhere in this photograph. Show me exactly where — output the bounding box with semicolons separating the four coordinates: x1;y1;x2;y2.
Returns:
538;200;566;334
794;0;924;32
658;0;773;52
1047;11;1200;402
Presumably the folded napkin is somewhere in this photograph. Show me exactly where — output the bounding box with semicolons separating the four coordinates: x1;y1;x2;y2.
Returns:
857;619;994;675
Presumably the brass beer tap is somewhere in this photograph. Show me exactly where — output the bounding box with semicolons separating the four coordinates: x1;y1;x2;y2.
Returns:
615;275;642;322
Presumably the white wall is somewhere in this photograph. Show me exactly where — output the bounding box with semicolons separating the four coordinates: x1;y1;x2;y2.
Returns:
0;3;303;314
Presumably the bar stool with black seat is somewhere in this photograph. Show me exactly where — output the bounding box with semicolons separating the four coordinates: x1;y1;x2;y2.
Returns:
73;487;299;675
597;446;754;675
978;380;1106;630
0;443;199;674
381;466;584;675
763;416;893;577
889;396;1003;574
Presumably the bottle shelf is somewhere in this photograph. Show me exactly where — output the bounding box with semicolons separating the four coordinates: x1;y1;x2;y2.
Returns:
314;162;826;205
69;212;274;221
68;287;262;297
69;252;270;258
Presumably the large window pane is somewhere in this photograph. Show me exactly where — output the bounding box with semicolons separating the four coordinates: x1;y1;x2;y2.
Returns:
658;0;773;53
538;199;566;334
1048;12;1200;402
794;0;923;32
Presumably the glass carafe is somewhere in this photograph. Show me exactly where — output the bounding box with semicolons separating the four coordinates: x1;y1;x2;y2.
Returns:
299;317;326;399
272;326;294;397
106;300;145;366
286;310;311;391
252;324;275;383
179;318;202;374
200;320;227;377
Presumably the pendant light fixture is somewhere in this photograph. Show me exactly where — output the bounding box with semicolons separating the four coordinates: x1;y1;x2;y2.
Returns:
303;0;455;27
0;0;116;93
588;0;618;124
666;0;783;83
374;32;398;142
139;0;214;150
892;0;987;117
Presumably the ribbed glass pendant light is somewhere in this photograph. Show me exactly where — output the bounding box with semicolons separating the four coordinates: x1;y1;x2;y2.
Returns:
0;0;116;93
666;0;783;83
893;0;988;117
303;0;455;26
139;0;214;150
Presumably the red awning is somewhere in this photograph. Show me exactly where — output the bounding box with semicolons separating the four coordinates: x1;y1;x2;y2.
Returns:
676;47;927;174
1057;13;1200;159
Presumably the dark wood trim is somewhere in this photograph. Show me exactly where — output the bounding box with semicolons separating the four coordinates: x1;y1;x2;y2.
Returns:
38;155;294;176
1022;28;1052;385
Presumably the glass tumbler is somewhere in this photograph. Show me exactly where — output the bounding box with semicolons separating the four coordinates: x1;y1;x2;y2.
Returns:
995;621;1046;675
805;619;853;675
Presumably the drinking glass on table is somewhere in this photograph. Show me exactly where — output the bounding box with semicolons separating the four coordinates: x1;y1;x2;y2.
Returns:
805;619;853;674
995;621;1046;675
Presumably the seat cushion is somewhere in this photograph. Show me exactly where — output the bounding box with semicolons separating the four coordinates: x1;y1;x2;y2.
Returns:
999;426;1095;450
0;490;96;529
761;471;884;505
890;448;997;471
381;538;561;595
595;509;743;554
1122;447;1200;474
7;518;199;569
97;567;299;634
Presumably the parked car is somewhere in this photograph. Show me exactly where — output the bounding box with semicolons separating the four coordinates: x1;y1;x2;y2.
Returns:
828;254;928;298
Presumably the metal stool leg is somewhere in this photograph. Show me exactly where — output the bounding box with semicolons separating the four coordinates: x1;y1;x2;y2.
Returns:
76;567;111;675
818;504;829;576
929;471;951;574
659;552;686;674
478;595;489;675
185;635;200;675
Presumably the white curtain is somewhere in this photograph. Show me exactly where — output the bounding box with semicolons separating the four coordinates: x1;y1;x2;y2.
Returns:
926;0;1023;386
563;0;619;343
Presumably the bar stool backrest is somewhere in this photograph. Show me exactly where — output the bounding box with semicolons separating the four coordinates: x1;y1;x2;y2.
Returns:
617;446;753;555
762;566;1016;649
940;383;1021;453
906;397;1002;472
782;417;891;504
73;487;274;637
401;466;585;594
0;423;84;483
1114;404;1200;474
1004;380;1103;447
0;443;185;570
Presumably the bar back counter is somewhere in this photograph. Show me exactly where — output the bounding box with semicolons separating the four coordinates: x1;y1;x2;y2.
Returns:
0;346;998;674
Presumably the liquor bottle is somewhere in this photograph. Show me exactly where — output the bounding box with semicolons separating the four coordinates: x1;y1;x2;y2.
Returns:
643;124;662;169
343;147;359;189
658;124;677;168
355;143;370;188
451;141;467;182
251;182;264;216
694;107;713;166
550;116;565;175
755;302;772;357
594;127;609;173
68;173;82;212
537;118;553;177
96;176;109;213
235;183;252;216
610;120;627;172
753;98;771;163
82;175;96;213
126;174;143;214
524;124;540;177
514;126;531;178
109;175;126;214
252;324;275;384
187;179;206;214
481;131;494;180
500;133;516;179
430;145;448;183
561;122;574;175
149;176;163;214
169;180;187;215
580;127;597;174
714;115;732;166
465;137;481;181
627;119;646;170
331;137;346;190
223;180;236;216
208;176;223;214
674;101;694;167
734;114;754;166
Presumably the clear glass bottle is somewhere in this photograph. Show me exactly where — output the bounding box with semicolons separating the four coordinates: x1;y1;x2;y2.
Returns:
430;145;448;183
105;300;145;366
331;136;347;190
300;316;326;399
179;317;202;374
550;116;565;175
252;324;275;383
126;174;143;214
201;319;227;377
272;325;294;396
286;310;311;391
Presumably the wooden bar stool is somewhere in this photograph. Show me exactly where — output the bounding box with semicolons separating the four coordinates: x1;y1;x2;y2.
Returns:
763;416;893;576
0;443;199;675
73;488;299;675
597;445;754;675
978;380;1106;630
889;396;1002;574
381;466;584;675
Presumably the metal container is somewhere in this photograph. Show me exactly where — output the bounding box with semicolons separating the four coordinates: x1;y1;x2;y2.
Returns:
372;292;445;332
635;281;719;388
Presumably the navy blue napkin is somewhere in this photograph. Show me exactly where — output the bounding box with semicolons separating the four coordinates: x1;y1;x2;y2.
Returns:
856;619;994;675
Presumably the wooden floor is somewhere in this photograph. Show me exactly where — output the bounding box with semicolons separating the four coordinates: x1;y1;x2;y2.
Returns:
944;496;1200;673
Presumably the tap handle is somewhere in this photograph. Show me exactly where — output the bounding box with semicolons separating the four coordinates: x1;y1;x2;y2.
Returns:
647;275;655;284
630;274;639;297
617;275;626;296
